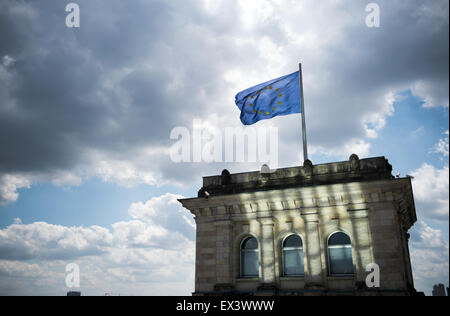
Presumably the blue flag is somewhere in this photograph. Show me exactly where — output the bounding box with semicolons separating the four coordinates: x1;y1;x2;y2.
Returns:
235;71;301;125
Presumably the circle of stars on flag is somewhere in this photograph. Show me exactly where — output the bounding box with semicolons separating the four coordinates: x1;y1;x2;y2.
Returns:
248;86;283;115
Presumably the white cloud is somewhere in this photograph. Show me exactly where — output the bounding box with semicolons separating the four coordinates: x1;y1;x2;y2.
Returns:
310;139;371;159
94;159;158;188
85;148;172;188
13;218;22;224
412;220;447;248
432;130;449;158
129;193;195;230
0;193;195;295
0;170;82;206
0;174;31;205
112;193;195;250
411;163;449;221
409;157;449;294
0;222;113;260
0;261;42;278
1;55;15;68
112;220;169;248
411;80;449;108
410;221;449;295
410;126;425;138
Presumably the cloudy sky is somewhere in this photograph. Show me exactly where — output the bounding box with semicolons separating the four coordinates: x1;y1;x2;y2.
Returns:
0;0;448;295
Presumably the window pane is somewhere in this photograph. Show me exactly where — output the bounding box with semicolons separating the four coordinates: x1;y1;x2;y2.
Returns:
242;237;258;249
329;247;353;275
242;251;258;277
328;232;351;246
283;235;302;248
284;249;304;276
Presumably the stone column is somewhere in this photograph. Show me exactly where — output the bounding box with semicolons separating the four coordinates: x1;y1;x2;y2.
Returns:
302;211;324;288
214;220;233;287
194;218;217;293
259;218;276;284
348;209;372;285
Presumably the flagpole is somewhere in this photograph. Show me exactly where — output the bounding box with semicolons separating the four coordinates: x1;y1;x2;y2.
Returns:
299;63;309;162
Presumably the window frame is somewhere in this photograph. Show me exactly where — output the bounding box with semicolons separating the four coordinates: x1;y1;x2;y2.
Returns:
327;231;355;277
239;236;259;278
281;233;305;277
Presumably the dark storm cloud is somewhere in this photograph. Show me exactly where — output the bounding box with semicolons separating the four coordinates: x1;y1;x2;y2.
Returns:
0;0;448;190
276;0;449;153
0;0;224;174
326;1;448;95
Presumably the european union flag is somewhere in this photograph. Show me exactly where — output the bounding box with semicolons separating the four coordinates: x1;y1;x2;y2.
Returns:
235;71;301;125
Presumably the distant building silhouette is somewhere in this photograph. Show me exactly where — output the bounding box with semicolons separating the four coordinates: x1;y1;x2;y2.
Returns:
67;291;81;296
432;284;446;296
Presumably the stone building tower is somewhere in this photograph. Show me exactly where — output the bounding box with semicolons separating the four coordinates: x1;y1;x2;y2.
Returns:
178;155;420;296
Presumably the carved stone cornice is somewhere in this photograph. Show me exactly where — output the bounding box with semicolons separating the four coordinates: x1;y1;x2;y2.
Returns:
195;155;393;198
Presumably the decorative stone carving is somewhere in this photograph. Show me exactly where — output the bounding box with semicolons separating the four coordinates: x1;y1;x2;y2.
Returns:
261;164;271;174
303;159;313;177
221;169;231;186
349;154;360;171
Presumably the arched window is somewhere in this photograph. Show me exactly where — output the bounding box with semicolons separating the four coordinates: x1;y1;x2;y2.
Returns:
327;232;354;276
282;234;304;276
240;236;259;277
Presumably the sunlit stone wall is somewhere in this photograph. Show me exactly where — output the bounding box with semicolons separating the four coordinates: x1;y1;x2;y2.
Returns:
179;155;418;296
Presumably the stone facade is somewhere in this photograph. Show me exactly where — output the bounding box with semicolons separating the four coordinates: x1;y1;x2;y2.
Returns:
178;155;420;296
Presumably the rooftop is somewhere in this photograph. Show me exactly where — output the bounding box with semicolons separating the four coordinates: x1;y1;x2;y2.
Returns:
196;154;394;198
